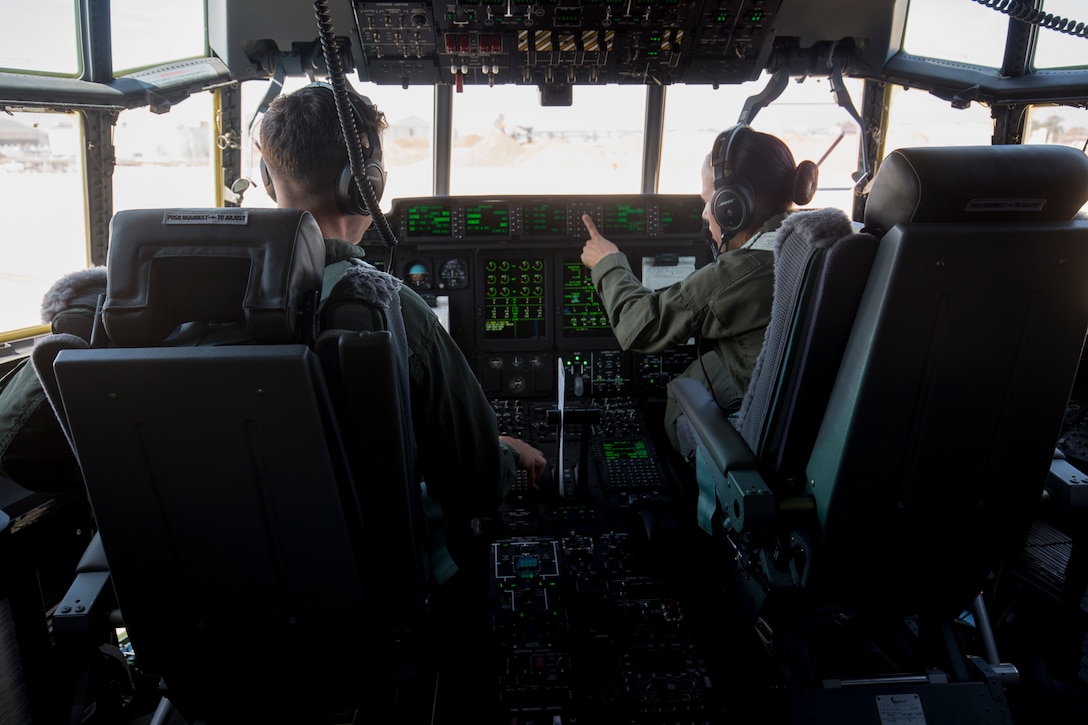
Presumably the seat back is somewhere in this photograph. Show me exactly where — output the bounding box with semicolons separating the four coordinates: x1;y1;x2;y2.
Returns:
676;207;878;537
806;144;1088;615
675;144;1088;624
36;208;425;720
734;208;878;482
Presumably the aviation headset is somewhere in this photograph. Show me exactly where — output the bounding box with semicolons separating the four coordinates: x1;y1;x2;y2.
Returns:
710;124;757;235
260;81;386;216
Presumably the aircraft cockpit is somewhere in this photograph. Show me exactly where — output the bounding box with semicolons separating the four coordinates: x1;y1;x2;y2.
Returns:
1;2;1088;724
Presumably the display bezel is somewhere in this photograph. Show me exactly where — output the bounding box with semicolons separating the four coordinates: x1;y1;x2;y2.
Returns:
555;255;619;350
477;252;554;351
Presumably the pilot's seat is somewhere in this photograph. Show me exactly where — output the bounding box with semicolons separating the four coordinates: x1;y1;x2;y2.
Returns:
674;143;1088;720
34;208;430;722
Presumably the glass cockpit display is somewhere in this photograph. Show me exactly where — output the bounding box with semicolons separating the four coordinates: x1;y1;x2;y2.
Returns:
560;259;613;340
378;195;711;358
389;195;706;241
405;260;431;289
404;203;452;238
602;203;647;236
482;256;548;345
465;202;509;236
438;257;469;289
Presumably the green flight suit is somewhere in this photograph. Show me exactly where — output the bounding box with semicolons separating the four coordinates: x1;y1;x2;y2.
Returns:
324;239;519;522
590;214;784;452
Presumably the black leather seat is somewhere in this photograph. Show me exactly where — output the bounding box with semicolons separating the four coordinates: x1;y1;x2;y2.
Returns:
674;144;1088;720
36;208;429;722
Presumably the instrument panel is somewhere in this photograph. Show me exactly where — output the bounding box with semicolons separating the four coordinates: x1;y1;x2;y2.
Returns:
387;193;704;241
361;193;711;397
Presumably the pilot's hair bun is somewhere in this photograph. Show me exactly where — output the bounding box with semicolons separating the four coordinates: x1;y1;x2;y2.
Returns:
791;160;819;206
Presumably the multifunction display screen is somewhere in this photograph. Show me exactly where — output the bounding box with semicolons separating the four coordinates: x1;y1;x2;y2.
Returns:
391;195;706;241
465;202;510;236
523;203;569;236
602;203;648;235
482;257;548;342
658;199;704;236
404;203;452;237
560;260;612;339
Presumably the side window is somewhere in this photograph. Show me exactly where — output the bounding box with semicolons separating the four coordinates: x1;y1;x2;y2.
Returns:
0;2;80;76
112;95;217;212
660;75;865;218
242;79;436;213
1033;0;1088;70
0;112;87;333
883;86;994;152
900;0;1008;69
1025;105;1088;215
111;0;207;74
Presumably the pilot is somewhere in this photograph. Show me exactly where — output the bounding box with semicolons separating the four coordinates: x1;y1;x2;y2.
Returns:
579;126;818;454
257;83;546;575
0;84;547;586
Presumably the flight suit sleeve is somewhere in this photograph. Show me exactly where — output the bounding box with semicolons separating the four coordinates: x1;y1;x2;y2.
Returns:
399;289;515;520
590;250;768;353
0;358;84;492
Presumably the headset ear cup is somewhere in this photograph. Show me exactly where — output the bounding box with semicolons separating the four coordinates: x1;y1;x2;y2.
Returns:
260;158;276;202
710;123;755;234
711;182;754;233
335;162;386;215
335;165;358;215
364;160;386;209
321;82;385;216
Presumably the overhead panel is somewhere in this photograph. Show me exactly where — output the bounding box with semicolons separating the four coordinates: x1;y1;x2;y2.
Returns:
350;0;783;87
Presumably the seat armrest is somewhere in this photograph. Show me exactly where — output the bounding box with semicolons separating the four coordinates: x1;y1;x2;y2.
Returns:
672;377;759;535
53;532;115;638
1046;455;1088;512
54;570;113;638
671;377;756;472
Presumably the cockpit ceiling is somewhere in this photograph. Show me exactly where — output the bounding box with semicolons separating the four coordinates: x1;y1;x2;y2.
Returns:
209;0;901;86
205;0;1087;104
3;2;1085;110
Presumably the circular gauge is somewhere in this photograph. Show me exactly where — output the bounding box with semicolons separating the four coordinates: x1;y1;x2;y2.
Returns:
438;257;469;289
405;260;431;289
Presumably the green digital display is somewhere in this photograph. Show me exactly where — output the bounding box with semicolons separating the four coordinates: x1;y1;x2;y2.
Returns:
523;204;569;236
405;204;452;237
658;200;704;236
601;439;650;461
561;260;611;338
482;257;548;341
602;204;647;235
465;203;510;236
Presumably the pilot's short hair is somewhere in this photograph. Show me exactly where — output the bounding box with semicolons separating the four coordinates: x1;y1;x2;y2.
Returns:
259;85;387;195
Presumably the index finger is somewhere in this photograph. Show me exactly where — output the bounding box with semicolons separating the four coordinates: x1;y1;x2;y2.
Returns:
582;213;600;237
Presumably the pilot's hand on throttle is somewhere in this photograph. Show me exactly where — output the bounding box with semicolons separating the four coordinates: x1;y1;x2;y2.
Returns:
580;213;620;270
500;435;547;489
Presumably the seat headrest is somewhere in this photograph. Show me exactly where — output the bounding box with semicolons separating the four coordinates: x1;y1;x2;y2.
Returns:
103;208;326;346
863;145;1088;236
